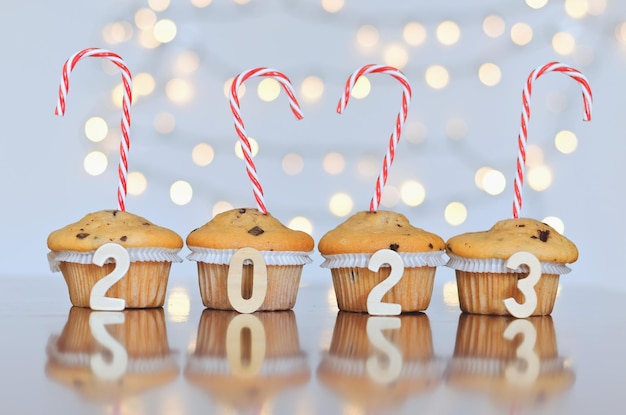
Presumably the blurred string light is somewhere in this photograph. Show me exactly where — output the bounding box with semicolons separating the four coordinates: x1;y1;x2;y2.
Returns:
90;0;612;225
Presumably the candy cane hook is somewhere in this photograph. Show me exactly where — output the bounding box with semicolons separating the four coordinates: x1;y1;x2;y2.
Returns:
55;47;133;212
337;64;412;212
229;67;303;214
513;61;592;218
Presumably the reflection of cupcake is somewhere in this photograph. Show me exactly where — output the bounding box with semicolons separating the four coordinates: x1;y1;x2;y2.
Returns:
185;309;310;410
317;312;444;411
186;208;314;311
319;210;446;312
446;218;577;315
446;314;575;406
45;307;179;401
47;210;183;308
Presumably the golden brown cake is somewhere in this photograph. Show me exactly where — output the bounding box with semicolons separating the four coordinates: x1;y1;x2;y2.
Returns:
45;307;179;401
446;314;575;406
446;218;577;315
47;210;183;308
186;208;314;311
184;310;310;410
318;210;446;312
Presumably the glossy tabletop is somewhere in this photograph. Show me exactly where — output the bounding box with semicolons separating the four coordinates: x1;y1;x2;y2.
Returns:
0;271;622;415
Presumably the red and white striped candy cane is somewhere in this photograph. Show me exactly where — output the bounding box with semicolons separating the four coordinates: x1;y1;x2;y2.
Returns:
229;67;303;214
55;47;133;212
337;64;412;212
513;61;592;218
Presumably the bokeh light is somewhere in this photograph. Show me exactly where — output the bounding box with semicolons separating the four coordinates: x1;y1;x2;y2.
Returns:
400;180;426;206
403;22;427;46
224;77;246;99
153;19;177;43
128;171;147;196
357;25;379;49
511;22;533;46
555;130;578;154
84;151;108;176
154;112;176;134
478;63;502;86
526;0;548;9
542;216;565;234
329;193;353;217
564;0;588;19
300;76;324;103
191;0;212;8
383;43;409;69
445;202;467;226
170;180;193;205
527;165;553;191
102;22;133;45
425;65;450;89
166;287;190;323
351;76;371;99
282;153;304;175
212;201;233;216
443;281;460;307
321;0;344;13
134;8;156;30
436;20;461;46
526;144;544;167
134;72;156;97
84;117;108;143
166;78;194;104
552;32;576;55
192;143;215;166
258;78;281;102
235;137;259;159
288;216;313;234
445;117;467;140
380;185;401;208
482;169;506;195
323;152;346;175
148;0;170;12
174;51;200;75
483;15;505;38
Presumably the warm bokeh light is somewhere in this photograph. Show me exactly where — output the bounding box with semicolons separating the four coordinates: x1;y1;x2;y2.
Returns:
235;137;259;159
443;281;460;307
166;78;194;104
192;143;215;166
166;287;190;323
483;15;505;38
526;144;544;167
170;180;193;205
149;0;170;12
478;62;502;86
357;25;379;49
436;20;461;46
300;76;324;103
134;72;156;97
102;22;133;45
282;153;304;175
588;0;607;15
153;19;177;43
425;65;450;89
111;83;125;109
383;43;409;69
258;78;281;102
329;193;353;217
127;171;147;196
135;8;156;30
357;155;378;178
224;77;246;99
154;111;176;134
445;117;467;140
191;0;212;7
381;185;400;208
174;51;200;75
400;180;426;206
482;169;506;195
321;0;344;13
525;0;548;9
445;202;467;226
555;130;578;154
403;22;427;46
84;151;108;176
542;216;565;234
511;22;533;46
564;0;588;18
474;167;491;190
84;117;108;143
212;201;233;216
351;76;371;99
323;152;345;175
288;216;313;234
138;29;160;49
552;32;576;55
527;165;553;191
233;0;251;4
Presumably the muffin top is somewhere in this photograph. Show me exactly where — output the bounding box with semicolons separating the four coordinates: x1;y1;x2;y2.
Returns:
186;208;314;251
445;218;578;264
318;210;445;255
47;210;183;252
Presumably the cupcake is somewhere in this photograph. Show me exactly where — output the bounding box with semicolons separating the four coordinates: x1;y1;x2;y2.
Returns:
186;208;314;311
47;210;183;308
317;312;445;411
318;210;446;313
446;218;577;316
185;309;310;410
45;307;179;401
446;314;575;406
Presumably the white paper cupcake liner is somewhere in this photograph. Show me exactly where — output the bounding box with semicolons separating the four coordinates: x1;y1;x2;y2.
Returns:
47;247;183;272
320;251;447;269
46;335;179;373
184;354;309;376
321;352;446;378
187;247;313;266
445;253;571;275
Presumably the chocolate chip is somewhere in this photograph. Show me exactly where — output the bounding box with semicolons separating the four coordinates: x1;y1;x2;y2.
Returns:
531;235;538;239
447;244;453;253
396;224;402;227
76;233;89;239
248;226;265;236
143;222;150;226
516;224;526;227
120;236;127;242
428;243;433;249
239;208;247;214
538;229;550;242
389;243;399;251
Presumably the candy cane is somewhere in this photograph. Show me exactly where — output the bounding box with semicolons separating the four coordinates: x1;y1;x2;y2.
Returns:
513;61;592;218
55;47;133;212
337;64;412;212
229;67;303;214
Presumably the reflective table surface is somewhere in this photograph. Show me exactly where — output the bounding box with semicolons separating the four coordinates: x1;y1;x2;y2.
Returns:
1;273;622;414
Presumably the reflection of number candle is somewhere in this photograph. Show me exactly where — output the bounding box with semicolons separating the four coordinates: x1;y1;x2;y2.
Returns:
229;68;303;214
54;47;133;212
337;64;411;212
512;62;592;218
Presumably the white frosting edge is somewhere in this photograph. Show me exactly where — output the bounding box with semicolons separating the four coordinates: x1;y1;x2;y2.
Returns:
186;247;313;266
445;253;571;275
184;354;309;376
320;251;447;269
47;247;183;272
